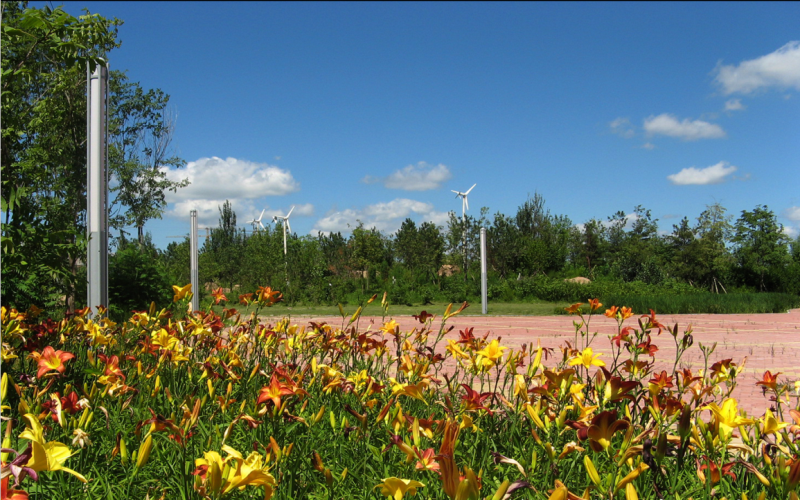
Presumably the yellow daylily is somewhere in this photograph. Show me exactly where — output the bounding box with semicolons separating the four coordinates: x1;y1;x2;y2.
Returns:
193;445;276;498
568;347;605;369
760;409;787;435
476;339;508;370
375;477;425;499
703;398;754;440
19;414;87;483
172;283;193;302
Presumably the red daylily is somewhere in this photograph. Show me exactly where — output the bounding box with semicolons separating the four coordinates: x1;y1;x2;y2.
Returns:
756;370;781;392
257;375;296;408
460;384;494;414
211;287;227;305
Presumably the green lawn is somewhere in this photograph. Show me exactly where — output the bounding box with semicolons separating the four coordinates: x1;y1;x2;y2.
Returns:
212;300;568;319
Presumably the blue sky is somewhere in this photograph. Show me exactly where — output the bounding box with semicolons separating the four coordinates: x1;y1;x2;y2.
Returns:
39;2;800;247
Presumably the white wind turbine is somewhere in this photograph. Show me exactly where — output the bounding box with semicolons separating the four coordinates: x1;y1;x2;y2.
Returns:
272;206;295;255
451;184;476;277
451;183;476;224
247;209;266;232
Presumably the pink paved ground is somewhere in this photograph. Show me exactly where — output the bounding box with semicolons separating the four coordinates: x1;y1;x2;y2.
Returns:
266;309;800;416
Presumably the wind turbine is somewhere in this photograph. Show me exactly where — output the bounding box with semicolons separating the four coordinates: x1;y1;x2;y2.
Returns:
451;184;476;279
272;206;295;255
247;209;266;232
451;184;476;223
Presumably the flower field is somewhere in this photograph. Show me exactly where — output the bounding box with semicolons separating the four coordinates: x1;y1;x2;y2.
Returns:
1;287;799;500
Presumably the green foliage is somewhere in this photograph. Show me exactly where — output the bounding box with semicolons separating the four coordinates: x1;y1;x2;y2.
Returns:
595;292;800;315
108;240;172;319
732;205;791;292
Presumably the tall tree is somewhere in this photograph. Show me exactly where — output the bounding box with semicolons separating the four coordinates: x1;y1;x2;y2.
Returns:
1;3;120;309
732;205;790;291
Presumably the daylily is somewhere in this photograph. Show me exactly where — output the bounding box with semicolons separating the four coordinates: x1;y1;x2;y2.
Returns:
211;288;227;305
32;347;75;379
256;286;282;305
564;303;583;315
381;320;400;336
390;378;429;403
460;384;494;414
257;376;296;409
172;284;193;302
584;410;630;452
375;477;425;500
568;347;605;370
1;476;29;500
18;414;86;483
475;339;508;370
756;370;781;392
703;398;754;440
588;298;602;311
760;409;787;435
193;445;276;498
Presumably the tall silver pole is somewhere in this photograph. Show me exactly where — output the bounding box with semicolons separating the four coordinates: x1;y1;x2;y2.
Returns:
480;227;487;315
87;63;108;314
190;210;199;312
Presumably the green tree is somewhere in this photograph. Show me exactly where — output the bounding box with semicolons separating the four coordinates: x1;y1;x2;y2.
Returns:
108;70;188;244
1;3;120;310
732;205;790;291
202;201;245;289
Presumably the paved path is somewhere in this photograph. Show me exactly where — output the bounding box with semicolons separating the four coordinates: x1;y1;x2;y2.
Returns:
266;308;800;417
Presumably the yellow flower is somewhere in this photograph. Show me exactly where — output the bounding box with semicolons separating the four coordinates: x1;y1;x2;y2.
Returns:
193;445;277;498
568;347;605;369
19;414;87;483
172;283;193;302
476;339;508;370
703;398;754;440
760;409;787;435
375;477;425;499
381;320;400;335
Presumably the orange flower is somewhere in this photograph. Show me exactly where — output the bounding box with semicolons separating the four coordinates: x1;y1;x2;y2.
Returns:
603;306;619;318
34;347;75;379
619;307;633;320
257;286;282;305
588;298;602;311
564;303;583;315
756;370;781;392
211;288;227;305
238;293;254;305
257;375;295;408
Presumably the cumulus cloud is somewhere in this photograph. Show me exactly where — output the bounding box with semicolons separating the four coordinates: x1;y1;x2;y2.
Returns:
667;161;738;185
162;156;299;202
643;114;726;141
166;198;258;228
609;117;635;138
161;156;300;226
715;41;800;95
311;198;449;235
362;162;452;191
724;98;745;111
783;206;800;221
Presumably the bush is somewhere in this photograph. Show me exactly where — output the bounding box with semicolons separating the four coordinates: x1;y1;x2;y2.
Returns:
108;244;172;320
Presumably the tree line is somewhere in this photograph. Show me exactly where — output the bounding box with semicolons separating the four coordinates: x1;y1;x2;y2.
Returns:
153;196;800;311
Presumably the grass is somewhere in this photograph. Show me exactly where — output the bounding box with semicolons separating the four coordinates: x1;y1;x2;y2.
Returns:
594;292;800;315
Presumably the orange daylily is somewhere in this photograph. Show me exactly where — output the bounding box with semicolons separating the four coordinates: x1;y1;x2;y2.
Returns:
756;370;781;392
33;347;75;379
211;288;228;305
564;303;583;315
585;410;630;452
588;298;602;311
256;286;282;305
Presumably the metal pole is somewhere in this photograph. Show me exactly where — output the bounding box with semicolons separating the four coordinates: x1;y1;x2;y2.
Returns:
480;227;487;315
190;210;199;313
87;62;108;314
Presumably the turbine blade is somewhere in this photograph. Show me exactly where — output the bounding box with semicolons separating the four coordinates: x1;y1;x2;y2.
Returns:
258;221;265;230
287;205;295;218
464;197;469;211
258;208;265;221
285;219;291;234
465;183;476;195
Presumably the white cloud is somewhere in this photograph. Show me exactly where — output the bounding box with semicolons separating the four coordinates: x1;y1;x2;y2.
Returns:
643;113;726;141
166;198;257;228
715;41;800;95
784;225;799;239
783;206;800;221
162;156;299;202
311;198;449;235
362;162;453;191
609;117;635;138
667;161;738;185
724;98;745;111
641;142;656;150
161;156;300;226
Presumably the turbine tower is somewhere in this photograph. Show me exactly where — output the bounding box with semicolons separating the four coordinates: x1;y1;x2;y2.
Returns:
247;209;266;232
451;184;476;279
272;206;295;255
